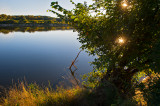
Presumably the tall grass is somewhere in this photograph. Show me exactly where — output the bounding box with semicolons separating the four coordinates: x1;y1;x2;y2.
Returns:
1;81;140;106
2;82;87;106
2;74;158;106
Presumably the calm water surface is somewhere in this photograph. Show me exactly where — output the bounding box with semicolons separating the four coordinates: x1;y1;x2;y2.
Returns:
0;30;94;88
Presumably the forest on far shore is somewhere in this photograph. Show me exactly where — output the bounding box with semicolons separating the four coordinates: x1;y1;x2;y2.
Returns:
0;14;68;24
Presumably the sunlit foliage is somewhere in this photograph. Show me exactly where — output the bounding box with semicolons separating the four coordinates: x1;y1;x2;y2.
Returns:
50;0;160;102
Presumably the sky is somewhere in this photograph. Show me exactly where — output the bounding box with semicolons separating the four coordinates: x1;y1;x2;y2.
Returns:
0;0;93;17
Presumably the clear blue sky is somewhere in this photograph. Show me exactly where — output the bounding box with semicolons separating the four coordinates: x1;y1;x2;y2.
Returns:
0;0;93;17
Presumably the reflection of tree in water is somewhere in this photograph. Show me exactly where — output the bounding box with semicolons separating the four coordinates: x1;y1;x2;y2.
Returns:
69;68;80;86
0;26;72;34
68;50;82;86
60;51;82;88
60;68;80;88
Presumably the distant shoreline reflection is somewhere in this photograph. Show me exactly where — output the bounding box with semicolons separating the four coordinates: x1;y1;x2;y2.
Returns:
0;26;73;34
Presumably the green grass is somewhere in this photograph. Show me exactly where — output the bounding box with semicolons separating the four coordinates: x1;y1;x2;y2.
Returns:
3;74;159;106
1;82;88;106
0;81;138;106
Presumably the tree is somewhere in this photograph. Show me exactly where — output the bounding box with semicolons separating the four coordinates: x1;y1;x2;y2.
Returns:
19;16;28;23
0;14;8;20
50;0;160;99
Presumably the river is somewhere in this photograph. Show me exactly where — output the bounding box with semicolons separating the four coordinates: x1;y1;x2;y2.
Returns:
0;27;94;88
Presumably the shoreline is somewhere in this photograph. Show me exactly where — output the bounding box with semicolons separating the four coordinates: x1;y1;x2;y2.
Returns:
0;23;69;27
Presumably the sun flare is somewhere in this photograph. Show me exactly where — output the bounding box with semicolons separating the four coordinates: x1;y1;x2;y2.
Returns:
119;38;124;43
122;3;128;7
116;37;126;44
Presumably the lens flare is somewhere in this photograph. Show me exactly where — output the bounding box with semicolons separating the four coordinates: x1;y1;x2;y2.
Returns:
122;3;127;7
118;38;124;44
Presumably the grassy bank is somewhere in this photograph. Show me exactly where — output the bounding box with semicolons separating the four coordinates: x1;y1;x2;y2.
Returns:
1;82;87;106
0;81;137;106
1;74;159;106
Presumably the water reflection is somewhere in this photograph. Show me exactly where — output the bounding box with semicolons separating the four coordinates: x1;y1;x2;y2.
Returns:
68;50;82;86
0;26;72;34
0;29;94;89
69;68;80;86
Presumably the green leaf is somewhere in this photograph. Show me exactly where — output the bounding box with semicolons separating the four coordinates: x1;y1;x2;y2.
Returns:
71;16;75;19
74;18;79;22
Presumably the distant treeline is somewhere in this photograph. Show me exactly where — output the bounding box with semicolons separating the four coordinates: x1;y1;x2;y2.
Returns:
0;14;69;24
0;26;72;34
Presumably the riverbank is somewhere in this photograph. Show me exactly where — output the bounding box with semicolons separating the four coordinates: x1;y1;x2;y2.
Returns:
2;74;159;105
1;82;86;106
0;23;69;27
0;81;137;106
0;26;73;34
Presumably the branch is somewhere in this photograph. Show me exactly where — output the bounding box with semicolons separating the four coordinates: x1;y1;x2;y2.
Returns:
69;50;82;69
